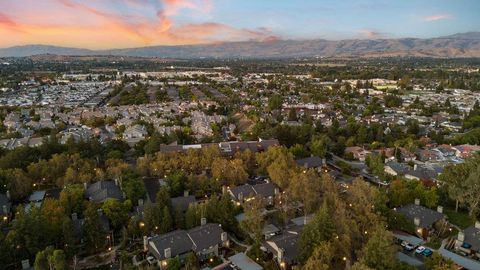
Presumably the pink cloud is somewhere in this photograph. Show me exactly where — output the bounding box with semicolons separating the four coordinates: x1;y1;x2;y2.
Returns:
0;0;277;49
357;29;384;39
423;14;452;22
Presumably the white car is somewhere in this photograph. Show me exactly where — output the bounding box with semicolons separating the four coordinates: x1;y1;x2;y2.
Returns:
401;241;415;251
415;246;426;254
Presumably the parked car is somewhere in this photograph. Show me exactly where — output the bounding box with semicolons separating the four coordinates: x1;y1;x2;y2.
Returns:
415;246;426;254
422;248;433;257
401;241;415;251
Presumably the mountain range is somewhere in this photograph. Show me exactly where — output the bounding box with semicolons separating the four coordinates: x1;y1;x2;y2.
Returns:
1;32;480;59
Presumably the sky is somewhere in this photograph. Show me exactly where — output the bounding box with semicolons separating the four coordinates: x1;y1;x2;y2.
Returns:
0;0;479;49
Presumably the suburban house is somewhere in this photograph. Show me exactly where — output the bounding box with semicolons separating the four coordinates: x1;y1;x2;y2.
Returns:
264;228;301;269
295;156;324;171
72;209;111;245
25;190;46;212
452;145;480;158
345;146;371;162
228;182;279;205
146;222;228;269
123;124;148;140
143;178;167;203
171;192;197;213
85;180;124;203
455;221;480;259
396;199;446;239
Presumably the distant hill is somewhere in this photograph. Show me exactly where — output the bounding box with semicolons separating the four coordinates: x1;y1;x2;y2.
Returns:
1;32;480;58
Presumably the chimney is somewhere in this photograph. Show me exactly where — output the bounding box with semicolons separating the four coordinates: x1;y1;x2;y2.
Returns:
222;186;227;194
184;190;189;197
201;217;207;226
114;179;119;186
475;221;480;229
6;190;10;200
414;217;420;227
2;205;7;215
138;199;144;206
221;232;227;242
143;236;148;252
164;248;171;259
414;164;418;171
437;206;443;214
238;192;243;201
71;213;78;221
414;198;420;206
458;231;465;242
278;248;284;263
274;188;279;195
83;182;87;190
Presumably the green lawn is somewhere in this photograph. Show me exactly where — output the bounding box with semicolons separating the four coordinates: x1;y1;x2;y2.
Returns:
445;209;475;229
425;238;442;249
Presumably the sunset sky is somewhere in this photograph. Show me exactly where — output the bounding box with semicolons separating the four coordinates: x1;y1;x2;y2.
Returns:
0;0;479;49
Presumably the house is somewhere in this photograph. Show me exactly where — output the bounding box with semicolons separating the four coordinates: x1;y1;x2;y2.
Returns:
85;180;124;203
295;156;324;171
396;199;446;239
264;228;301;268
170;192;197;213
452;145;480;158
345;146;371;162
384;161;410;176
455;221;480;259
436;144;456;157
71;209;111;245
416;149;443;162
25;190;46;212
143;178;167;203
146;221;228;269
228;182;279;205
123;124;148;140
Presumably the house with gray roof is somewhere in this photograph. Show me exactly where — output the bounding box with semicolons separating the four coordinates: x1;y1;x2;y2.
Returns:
295;156;324;171
264;229;301;268
146;222;228;269
396;199;446;239
455;221;480;259
85;180;124;203
228;182;279;205
171;192;196;213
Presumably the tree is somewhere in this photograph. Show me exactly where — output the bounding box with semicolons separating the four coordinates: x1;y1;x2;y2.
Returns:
299;202;336;262
84;203;107;252
34;249;49;270
310;136;328;157
359;227;396;270
49;249;67;270
240;196;265;244
102;199;131;229
166;171;187;197
59;184;84;216
211;158;248;186
160;206;172;234
268;95;283;110
166;256;181;270
121;170;146;204
425;252;455;270
303;241;333;270
184;252;200;270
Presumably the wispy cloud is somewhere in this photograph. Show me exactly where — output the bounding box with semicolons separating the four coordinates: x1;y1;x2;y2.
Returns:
423;14;452;22
356;29;385;39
